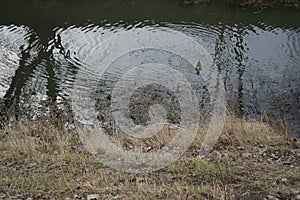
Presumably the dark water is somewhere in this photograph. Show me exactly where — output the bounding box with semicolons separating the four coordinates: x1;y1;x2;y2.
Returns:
0;0;299;137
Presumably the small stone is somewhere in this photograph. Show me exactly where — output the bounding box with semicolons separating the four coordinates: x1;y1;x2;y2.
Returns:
87;194;100;200
143;146;152;152
241;152;252;157
281;178;288;183
65;198;71;200
267;195;278;200
237;146;245;150
296;194;300;200
292;190;300;195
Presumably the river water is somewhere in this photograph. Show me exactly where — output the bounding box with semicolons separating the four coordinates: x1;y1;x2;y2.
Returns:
0;0;299;137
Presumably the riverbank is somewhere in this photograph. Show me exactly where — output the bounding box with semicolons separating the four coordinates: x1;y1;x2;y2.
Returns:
182;0;300;8
0;118;299;199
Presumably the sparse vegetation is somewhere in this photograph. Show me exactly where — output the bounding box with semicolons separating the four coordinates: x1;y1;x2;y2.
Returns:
226;0;300;8
182;0;300;8
0;118;299;199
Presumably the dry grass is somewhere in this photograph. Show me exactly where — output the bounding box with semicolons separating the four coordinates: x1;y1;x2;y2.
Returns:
113;116;282;153
220;117;281;146
0;118;299;199
181;0;300;8
226;0;300;8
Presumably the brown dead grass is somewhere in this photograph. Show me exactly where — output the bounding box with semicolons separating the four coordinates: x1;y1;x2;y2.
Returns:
221;117;282;146
182;0;300;8
0;119;299;199
226;0;300;8
113;116;282;153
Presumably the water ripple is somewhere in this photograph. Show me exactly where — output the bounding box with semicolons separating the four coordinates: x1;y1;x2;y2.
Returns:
0;25;40;99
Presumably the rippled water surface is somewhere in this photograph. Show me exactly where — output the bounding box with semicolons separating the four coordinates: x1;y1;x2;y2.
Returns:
0;0;299;136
